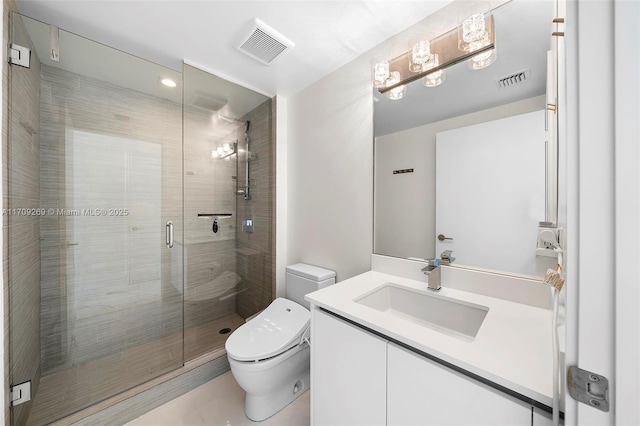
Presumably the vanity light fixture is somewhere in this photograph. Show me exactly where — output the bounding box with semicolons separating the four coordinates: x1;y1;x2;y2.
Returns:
374;13;496;100
161;77;177;88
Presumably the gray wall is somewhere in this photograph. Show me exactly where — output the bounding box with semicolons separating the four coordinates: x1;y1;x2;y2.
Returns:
5;11;41;426
236;99;274;319
183;102;237;333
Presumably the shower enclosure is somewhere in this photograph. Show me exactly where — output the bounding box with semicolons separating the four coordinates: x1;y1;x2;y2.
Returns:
6;13;274;425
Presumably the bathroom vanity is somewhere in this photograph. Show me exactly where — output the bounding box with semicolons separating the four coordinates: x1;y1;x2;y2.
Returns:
306;256;559;426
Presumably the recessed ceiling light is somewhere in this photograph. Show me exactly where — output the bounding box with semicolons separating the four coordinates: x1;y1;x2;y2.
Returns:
161;78;177;88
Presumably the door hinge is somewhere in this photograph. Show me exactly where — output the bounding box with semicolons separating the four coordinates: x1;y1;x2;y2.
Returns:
9;381;31;407
8;43;31;68
567;366;609;412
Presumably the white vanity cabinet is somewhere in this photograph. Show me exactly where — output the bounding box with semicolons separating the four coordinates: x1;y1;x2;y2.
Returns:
387;342;532;425
533;408;555;426
311;308;388;426
311;307;556;426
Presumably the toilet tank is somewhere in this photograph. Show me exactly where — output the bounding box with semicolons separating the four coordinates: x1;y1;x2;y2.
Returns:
285;263;336;309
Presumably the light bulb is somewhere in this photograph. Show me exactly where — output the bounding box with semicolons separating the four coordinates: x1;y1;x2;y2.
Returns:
373;61;390;88
211;150;219;158
216;146;225;156
422;70;445;87
409;40;433;72
385;73;406;100
223;143;231;153
462;13;486;43
161;78;177;88
385;85;406;100
420;54;445;87
458;11;490;53
468;47;496;70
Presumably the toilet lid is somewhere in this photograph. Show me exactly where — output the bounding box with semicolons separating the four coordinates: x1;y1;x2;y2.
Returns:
225;298;310;361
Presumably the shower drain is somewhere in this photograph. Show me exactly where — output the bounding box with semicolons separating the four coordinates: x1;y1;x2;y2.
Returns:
219;327;232;335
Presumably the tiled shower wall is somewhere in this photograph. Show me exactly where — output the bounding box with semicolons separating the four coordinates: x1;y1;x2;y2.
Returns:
183;103;237;332
5;12;42;426
236;99;275;319
38;65;184;373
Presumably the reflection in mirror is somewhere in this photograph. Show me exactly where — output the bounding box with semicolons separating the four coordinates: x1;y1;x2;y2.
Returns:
373;0;556;277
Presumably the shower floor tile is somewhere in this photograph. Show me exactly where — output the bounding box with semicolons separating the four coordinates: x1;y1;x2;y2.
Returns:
125;371;310;426
184;313;246;361
26;313;247;425
27;332;183;426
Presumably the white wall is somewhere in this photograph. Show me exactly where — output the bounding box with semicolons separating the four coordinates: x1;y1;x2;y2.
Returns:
287;55;374;282
275;96;287;297
374;96;544;260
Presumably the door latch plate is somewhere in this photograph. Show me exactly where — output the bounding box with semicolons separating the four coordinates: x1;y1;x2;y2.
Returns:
567;366;609;412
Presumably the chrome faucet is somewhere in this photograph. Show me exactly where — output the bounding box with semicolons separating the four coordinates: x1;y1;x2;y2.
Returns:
421;259;441;291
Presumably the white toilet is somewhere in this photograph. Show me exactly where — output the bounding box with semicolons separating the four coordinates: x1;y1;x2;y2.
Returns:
225;263;336;421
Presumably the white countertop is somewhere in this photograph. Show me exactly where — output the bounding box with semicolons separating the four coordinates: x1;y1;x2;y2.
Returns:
305;270;554;407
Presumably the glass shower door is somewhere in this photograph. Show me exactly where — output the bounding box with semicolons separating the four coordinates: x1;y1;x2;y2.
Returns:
7;13;184;425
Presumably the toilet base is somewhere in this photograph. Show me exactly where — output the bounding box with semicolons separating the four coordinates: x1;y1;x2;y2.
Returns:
245;368;310;421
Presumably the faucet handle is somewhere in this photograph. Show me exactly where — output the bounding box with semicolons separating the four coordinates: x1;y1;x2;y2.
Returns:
440;250;455;265
426;258;440;267
422;258;440;273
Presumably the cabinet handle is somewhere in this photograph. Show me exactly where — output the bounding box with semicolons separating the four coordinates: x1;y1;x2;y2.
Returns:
437;234;453;241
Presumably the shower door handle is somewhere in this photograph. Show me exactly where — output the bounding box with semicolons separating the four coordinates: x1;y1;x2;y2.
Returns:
166;221;174;248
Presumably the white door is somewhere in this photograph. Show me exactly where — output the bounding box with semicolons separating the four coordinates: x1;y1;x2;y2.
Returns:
435;110;546;276
613;0;640;423
564;0;639;424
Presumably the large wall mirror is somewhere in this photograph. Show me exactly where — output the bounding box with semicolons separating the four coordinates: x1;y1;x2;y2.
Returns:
373;0;558;278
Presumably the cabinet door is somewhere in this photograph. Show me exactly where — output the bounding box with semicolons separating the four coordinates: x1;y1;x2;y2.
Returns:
387;343;532;425
533;407;555;426
311;308;387;426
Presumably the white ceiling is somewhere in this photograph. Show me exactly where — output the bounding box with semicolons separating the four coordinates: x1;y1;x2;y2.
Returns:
16;0;452;97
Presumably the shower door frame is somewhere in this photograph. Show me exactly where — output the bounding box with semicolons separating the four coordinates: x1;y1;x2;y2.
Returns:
5;11;186;425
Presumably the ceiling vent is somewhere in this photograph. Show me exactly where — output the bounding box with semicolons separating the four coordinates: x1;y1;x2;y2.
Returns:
495;69;531;89
237;19;294;66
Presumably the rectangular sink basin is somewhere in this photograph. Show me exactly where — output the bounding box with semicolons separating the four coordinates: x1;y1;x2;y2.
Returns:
354;283;489;340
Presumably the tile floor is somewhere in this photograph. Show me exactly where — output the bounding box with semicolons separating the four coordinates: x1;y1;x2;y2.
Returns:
125;371;310;426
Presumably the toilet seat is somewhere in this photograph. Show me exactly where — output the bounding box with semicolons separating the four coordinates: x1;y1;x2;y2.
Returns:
225;298;310;362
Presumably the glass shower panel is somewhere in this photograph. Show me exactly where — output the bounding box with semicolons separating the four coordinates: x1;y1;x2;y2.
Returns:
182;64;274;361
7;13;183;425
